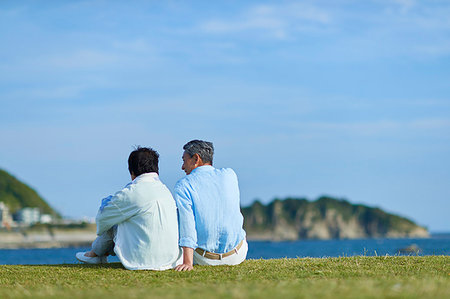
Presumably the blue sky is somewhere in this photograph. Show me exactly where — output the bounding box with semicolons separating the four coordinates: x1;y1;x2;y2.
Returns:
1;0;449;231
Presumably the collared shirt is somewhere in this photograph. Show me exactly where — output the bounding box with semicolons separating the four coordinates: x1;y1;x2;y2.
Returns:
174;165;246;253
96;172;182;270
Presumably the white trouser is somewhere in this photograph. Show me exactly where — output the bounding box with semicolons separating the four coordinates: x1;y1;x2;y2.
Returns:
193;239;248;266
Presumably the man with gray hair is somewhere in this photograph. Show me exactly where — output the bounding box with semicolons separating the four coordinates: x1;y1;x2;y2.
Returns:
174;140;247;271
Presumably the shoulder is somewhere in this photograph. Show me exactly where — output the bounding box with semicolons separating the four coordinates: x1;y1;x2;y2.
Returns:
132;176;173;198
223;167;236;175
174;176;188;189
111;181;136;202
174;176;193;195
116;175;159;197
218;167;238;179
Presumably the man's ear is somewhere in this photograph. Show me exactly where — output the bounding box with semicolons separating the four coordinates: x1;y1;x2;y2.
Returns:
193;153;202;165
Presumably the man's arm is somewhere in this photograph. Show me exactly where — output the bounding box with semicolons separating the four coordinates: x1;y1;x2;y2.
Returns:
96;188;135;235
174;247;194;271
173;183;198;270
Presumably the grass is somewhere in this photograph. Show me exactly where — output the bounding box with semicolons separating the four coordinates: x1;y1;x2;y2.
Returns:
0;256;448;298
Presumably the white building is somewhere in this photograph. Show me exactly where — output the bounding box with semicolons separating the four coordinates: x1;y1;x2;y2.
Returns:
40;214;53;224
0;201;13;227
15;207;40;225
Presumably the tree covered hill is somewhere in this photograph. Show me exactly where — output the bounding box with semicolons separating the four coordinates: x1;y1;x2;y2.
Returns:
242;197;429;240
0;168;60;217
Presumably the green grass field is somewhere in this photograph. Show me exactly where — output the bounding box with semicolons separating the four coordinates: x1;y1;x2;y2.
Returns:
1;256;448;298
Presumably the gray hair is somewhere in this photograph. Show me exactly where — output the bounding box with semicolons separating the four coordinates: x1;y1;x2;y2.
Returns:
183;140;214;164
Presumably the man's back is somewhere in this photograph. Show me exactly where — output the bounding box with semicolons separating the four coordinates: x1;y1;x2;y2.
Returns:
174;165;246;253
97;173;181;270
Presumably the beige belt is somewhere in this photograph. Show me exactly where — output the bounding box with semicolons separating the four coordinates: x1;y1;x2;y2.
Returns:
195;239;244;260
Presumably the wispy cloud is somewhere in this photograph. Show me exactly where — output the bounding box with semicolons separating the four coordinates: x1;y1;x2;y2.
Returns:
196;0;450;59
2;85;85;101
284;118;450;138
199;2;331;39
391;0;416;14
43;49;118;69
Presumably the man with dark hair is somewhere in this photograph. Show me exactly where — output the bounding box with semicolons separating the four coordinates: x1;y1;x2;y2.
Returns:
76;147;182;270
128;147;159;175
174;140;247;271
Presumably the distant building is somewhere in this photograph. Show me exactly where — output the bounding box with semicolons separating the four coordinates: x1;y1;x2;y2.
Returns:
0;201;14;228
40;214;53;224
81;216;96;224
14;207;40;225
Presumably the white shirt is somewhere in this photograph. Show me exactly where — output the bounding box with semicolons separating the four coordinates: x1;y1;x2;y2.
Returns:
96;173;182;270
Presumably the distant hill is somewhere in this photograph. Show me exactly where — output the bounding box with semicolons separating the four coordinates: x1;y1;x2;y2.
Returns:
0;168;60;217
242;197;429;240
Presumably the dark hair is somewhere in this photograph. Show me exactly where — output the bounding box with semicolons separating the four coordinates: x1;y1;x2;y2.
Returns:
128;146;159;176
183;140;214;164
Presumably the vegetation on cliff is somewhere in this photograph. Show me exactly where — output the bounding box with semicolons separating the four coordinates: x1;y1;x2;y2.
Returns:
0;168;59;216
242;197;429;240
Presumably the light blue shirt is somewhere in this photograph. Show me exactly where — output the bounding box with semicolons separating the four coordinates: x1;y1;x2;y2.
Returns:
174;165;246;253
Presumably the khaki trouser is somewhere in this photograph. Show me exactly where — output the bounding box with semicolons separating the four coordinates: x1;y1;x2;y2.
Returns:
193;239;248;266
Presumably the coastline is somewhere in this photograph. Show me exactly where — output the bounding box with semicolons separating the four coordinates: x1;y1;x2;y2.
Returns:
0;240;93;249
0;229;439;250
0;226;96;249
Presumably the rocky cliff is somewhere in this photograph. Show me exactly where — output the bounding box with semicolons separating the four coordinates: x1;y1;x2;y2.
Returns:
242;197;429;240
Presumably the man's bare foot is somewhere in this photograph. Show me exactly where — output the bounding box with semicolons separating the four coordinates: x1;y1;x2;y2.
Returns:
84;250;98;257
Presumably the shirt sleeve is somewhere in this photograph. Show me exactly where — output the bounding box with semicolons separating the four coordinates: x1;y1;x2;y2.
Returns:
95;186;137;235
174;182;197;249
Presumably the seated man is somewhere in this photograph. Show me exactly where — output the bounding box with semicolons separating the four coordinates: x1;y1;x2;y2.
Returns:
76;147;182;270
174;140;247;271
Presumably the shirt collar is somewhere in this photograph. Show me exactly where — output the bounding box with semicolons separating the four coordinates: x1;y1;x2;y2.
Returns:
132;172;160;183
191;165;214;174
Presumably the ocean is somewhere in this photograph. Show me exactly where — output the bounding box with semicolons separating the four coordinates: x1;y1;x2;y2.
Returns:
1;234;449;265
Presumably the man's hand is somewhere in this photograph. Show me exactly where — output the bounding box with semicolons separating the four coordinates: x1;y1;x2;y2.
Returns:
174;247;194;271
174;263;193;271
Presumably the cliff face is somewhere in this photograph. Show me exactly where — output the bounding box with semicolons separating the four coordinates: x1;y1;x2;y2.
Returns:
242;197;429;240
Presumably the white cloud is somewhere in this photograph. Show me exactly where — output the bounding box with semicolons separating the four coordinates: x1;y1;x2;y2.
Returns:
410;118;450;130
391;0;416;13
112;39;156;53
416;42;450;56
197;0;450;59
199;2;331;39
2;85;85;100
285;118;450;137
43;49;118;69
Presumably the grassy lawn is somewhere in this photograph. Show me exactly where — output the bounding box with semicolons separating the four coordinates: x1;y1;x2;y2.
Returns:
0;256;448;298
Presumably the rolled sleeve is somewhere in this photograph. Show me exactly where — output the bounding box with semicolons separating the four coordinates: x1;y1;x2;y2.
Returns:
174;183;197;249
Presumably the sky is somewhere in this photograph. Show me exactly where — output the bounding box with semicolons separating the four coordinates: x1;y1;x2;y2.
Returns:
0;0;449;232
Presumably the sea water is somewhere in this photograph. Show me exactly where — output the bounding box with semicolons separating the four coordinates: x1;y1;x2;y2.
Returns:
0;234;448;265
